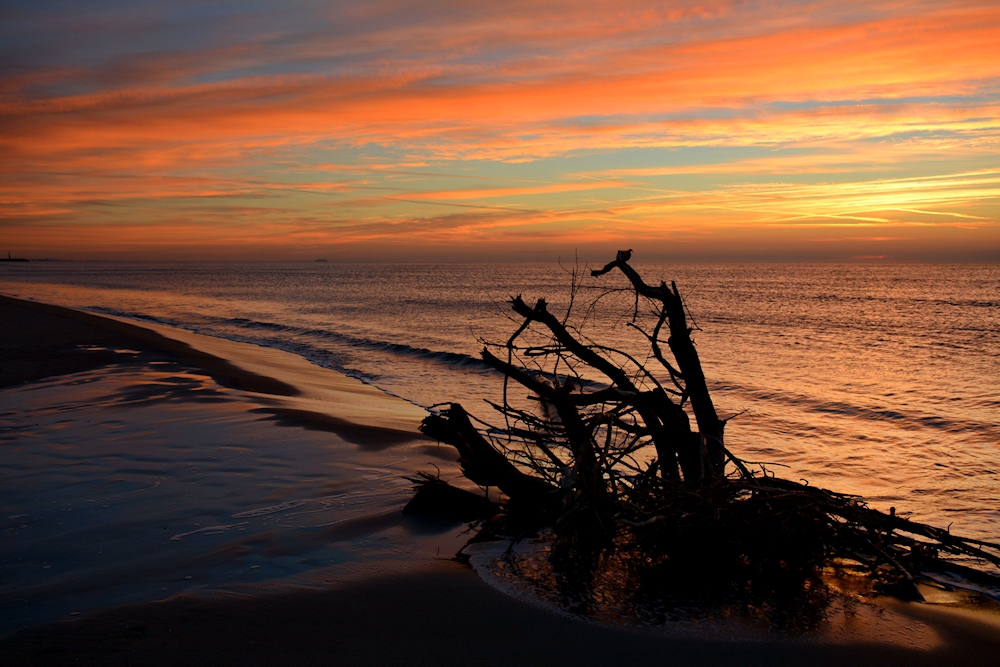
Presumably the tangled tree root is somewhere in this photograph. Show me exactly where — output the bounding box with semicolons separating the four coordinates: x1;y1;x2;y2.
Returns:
411;253;1000;605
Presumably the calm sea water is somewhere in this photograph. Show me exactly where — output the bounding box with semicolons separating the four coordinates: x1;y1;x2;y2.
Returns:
2;261;998;530
1;260;998;628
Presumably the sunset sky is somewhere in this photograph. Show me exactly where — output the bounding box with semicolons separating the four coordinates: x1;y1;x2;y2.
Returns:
3;0;999;260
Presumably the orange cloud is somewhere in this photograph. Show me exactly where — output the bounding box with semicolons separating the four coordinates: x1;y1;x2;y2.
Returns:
1;1;998;259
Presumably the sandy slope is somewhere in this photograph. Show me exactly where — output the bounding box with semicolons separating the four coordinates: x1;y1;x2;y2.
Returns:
0;294;428;442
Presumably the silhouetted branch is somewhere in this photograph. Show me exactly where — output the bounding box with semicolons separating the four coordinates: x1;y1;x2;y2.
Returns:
412;251;1000;604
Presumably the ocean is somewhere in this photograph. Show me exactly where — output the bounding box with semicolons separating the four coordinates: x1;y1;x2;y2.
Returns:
2;260;998;628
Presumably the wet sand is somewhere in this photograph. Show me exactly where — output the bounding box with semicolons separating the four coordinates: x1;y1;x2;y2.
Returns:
0;294;428;444
5;562;1000;667
0;294;296;396
3;294;1000;666
0;295;164;389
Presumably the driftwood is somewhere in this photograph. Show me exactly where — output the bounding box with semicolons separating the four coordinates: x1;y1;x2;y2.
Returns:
414;252;1000;603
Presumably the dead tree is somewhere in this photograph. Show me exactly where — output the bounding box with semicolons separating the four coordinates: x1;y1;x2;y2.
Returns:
414;252;1000;600
422;252;736;507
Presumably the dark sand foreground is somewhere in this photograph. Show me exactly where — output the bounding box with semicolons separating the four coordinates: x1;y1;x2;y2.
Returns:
5;562;1000;667
3;295;1000;666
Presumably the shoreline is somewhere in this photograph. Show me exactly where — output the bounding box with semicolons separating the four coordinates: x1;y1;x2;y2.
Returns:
3;293;1000;665
1;292;449;636
0;293;429;446
0;293;296;396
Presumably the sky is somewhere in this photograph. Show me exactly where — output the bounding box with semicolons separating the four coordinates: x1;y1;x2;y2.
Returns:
2;0;999;261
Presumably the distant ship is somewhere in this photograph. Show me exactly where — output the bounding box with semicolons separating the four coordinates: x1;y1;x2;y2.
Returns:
1;252;28;262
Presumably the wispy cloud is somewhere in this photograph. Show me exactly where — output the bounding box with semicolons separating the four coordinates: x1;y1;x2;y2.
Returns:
1;1;998;258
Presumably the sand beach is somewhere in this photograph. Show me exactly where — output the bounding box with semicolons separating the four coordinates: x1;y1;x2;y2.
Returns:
2;294;999;666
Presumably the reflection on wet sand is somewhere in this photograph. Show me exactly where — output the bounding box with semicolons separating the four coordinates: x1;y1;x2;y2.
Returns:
0;297;458;634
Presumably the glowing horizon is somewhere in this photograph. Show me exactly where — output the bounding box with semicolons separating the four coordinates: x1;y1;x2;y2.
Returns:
2;1;999;261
